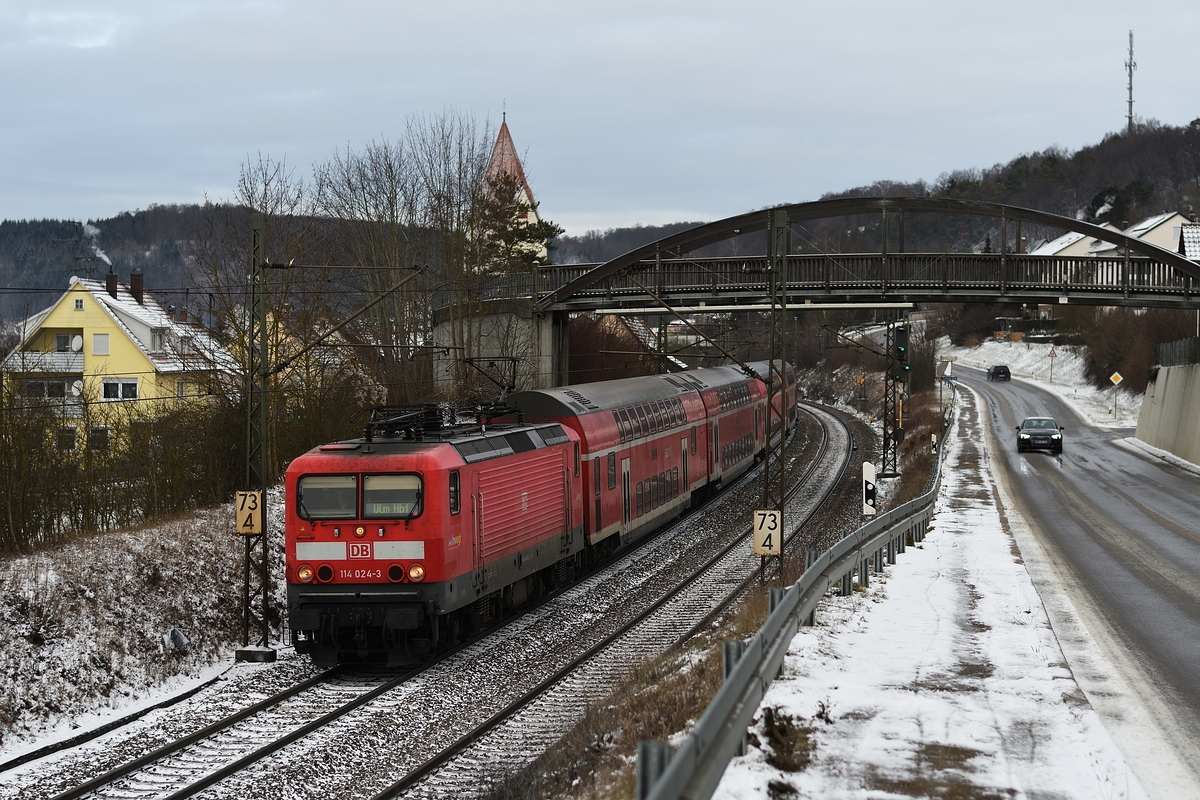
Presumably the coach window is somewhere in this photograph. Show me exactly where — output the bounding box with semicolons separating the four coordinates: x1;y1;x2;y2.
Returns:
636;482;644;516
607;452;616;490
594;457;601;495
613;411;626;443
364;474;422;519
297;475;358;520
618;408;634;440
574;443;580;477
634;406;649;437
449;470;461;515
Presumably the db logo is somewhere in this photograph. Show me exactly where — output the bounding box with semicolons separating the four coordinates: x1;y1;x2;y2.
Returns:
349;542;372;559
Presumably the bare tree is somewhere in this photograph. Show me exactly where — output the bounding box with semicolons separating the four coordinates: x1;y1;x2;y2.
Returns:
313;138;432;405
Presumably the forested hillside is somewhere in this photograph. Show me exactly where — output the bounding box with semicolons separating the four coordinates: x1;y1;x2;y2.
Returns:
0;205;200;321
556;118;1200;258
3;119;1199;393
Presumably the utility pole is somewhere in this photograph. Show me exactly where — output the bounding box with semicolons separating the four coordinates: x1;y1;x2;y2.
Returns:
758;210;789;583
238;212;275;662
1126;30;1137;135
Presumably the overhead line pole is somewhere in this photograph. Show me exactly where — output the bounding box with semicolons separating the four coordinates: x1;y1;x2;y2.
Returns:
762;210;789;583
239;212;274;662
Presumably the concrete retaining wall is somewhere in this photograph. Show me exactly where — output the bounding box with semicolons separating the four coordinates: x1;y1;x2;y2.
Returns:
1135;363;1200;465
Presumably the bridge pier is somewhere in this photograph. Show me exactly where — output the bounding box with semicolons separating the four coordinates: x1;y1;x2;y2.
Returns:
431;298;569;397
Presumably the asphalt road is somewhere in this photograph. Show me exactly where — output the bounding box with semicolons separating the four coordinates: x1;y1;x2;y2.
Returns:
967;366;1200;796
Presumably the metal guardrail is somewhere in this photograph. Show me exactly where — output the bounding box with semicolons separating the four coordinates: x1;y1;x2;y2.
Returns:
639;400;955;800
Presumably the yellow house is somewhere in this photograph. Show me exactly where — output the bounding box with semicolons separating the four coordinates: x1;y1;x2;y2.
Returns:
2;271;236;451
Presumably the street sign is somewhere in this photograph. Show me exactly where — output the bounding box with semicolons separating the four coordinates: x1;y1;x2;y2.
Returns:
235;491;264;535
752;510;782;556
942;375;959;381
1048;348;1058;358
862;462;877;516
1110;372;1124;386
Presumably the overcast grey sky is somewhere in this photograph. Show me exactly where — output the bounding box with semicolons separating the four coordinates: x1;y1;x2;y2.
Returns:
2;1;1197;235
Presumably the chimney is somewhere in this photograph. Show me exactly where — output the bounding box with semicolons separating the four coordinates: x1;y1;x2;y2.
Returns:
177;308;188;324
130;270;144;305
105;270;118;299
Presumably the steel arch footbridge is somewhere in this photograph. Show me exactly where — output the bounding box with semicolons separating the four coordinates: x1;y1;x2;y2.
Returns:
512;197;1200;312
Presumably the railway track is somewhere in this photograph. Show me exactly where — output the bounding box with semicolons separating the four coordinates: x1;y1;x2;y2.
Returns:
377;402;851;799
6;404;849;800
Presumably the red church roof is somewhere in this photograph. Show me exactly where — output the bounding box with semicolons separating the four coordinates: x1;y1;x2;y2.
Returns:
485;120;540;220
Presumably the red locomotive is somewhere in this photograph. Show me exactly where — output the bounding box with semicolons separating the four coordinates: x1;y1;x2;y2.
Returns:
284;361;797;666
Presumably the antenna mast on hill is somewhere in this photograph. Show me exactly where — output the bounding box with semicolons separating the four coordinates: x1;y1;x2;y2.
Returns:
1125;30;1136;135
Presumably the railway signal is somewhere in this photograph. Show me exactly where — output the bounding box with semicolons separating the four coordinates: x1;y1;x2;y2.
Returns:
862;462;877;516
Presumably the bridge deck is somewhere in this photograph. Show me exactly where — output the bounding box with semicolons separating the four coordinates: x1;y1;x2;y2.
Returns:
436;253;1200;312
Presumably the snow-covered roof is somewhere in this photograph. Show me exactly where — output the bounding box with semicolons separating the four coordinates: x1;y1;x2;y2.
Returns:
6;275;237;375
1029;231;1085;255
1180;224;1200;260
1092;212;1187;254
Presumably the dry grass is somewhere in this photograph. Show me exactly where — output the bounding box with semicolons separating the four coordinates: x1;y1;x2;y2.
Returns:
0;503;272;747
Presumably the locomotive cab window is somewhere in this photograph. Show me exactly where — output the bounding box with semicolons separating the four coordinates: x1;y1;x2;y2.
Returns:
363;474;422;519
449;470;461;515
297;475;358;520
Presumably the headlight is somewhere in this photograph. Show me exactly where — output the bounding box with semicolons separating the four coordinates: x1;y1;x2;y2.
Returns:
1019;433;1030;439
408;563;426;582
1051;434;1061;439
297;564;314;583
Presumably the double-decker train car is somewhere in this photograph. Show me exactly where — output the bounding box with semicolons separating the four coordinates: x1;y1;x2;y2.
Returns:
284;362;798;666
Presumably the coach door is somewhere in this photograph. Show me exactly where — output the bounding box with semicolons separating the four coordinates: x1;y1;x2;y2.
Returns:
681;436;689;493
621;457;631;526
471;472;483;571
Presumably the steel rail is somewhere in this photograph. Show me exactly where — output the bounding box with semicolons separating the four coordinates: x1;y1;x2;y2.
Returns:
676;403;853;643
372;406;849;799
33;411;823;800
46;667;344;800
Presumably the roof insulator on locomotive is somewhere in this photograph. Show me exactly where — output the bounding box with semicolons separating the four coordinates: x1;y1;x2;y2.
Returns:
421;404;443;437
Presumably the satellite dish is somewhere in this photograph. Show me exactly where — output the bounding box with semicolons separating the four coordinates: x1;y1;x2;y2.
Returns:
71;380;83;396
71;335;83;352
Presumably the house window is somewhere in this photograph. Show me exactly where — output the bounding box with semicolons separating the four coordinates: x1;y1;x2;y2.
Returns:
56;334;71;352
176;378;186;397
92;333;109;356
88;427;110;452
74;298;84;311
151;329;167;353
57;426;77;452
102;379;138;400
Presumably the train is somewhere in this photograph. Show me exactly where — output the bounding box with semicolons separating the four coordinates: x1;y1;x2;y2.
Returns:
283;361;798;666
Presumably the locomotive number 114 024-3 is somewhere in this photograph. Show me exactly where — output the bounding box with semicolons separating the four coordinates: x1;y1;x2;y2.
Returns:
340;568;383;580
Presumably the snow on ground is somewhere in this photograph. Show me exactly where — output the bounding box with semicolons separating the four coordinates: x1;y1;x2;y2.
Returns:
937;337;1142;427
714;381;1151;800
